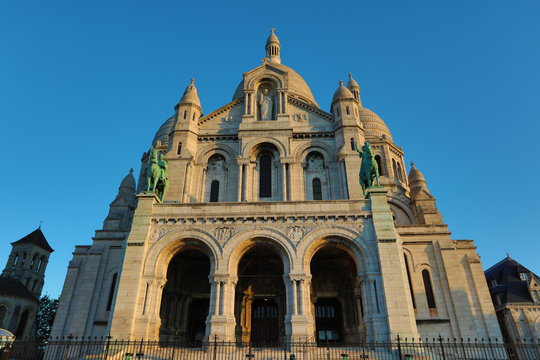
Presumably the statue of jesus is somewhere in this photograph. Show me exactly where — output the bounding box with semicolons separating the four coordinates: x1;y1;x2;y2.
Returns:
259;88;273;120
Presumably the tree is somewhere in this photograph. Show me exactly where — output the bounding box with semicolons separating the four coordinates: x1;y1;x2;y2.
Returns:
35;295;58;343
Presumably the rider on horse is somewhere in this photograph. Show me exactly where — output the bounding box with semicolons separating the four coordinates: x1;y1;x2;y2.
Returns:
355;141;380;196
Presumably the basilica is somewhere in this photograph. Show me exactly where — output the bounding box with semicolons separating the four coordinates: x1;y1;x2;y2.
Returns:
51;31;502;344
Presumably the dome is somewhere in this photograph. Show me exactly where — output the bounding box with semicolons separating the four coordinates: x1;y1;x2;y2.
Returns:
178;78;201;108
332;80;354;104
346;73;360;90
152;115;175;146
358;107;393;141
232;63;319;107
119;168;136;191
408;162;425;184
266;31;280;46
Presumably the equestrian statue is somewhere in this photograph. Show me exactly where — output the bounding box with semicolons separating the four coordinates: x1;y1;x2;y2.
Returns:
355;141;380;196
146;146;169;201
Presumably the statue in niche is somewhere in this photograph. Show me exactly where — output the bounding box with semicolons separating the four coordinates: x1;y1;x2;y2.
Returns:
258;88;273;120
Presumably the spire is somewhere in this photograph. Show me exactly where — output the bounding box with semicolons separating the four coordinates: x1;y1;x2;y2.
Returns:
119;168;136;191
346;73;362;105
408;162;443;224
265;28;281;64
332;79;354;104
178;78;201;109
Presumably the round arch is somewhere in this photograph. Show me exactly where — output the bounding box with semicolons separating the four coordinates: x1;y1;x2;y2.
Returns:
293;141;336;164
194;143;237;165
142;228;221;280
223;229;295;277
245;73;285;91
241;138;288;160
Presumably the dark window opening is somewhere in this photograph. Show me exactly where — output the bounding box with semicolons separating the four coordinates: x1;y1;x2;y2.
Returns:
350;138;355;151
0;306;6;328
210;180;219;202
404;255;416;309
375;155;383;176
259;154;272;198
177;142;182;155
312;178;322;200
15;309;29;337
192;113;196;121
397;162;403;181
422;269;436;309
315;298;343;343
183;111;187;119
392;159;398;179
346;106;350;115
106;273;118;311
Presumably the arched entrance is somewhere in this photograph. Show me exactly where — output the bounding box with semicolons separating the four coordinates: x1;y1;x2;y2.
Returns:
310;244;364;344
235;245;285;345
159;248;211;344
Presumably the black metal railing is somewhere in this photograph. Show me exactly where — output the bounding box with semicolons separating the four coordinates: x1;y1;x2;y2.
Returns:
1;335;539;360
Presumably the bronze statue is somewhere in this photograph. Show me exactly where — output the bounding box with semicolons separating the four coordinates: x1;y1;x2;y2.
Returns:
146;146;169;201
355;141;380;196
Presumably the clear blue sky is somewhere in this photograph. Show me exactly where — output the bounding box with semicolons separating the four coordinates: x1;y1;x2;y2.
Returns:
1;1;539;298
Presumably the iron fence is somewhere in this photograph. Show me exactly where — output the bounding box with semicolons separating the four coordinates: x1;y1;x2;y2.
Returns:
1;336;539;360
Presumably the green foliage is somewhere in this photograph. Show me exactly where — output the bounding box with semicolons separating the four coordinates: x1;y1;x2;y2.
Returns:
36;295;58;343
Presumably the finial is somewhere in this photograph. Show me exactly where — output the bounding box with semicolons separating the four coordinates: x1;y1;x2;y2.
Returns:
190;78;194;85
38;220;42;229
129;168;133;174
349;72;353;78
339;80;344;86
410;161;415;167
270;27;275;34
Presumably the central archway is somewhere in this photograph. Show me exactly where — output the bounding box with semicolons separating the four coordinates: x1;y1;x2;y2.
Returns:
234;245;285;345
159;248;211;344
310;244;364;344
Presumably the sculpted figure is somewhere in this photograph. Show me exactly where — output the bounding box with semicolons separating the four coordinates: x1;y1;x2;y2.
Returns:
355;141;380;196
259;88;273;120
156;153;169;201
145;147;169;201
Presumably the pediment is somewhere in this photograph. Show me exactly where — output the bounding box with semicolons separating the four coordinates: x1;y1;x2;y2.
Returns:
198;98;243;133
288;100;334;133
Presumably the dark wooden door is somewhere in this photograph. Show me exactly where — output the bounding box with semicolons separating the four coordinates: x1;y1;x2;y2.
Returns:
315;298;343;343
251;299;278;345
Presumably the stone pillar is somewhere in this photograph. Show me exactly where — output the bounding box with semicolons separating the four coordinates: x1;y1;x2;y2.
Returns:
368;187;419;341
207;274;237;341
285;273;315;341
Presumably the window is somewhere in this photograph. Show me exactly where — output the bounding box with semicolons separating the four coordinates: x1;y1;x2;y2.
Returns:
422;270;436;309
259;154;272;198
520;273;528;281
392;159;398;179
37;257;44;272
350;138;355;151
21;253;26;267
312;178;322;200
30;255;36;269
192;113;196;121
13;253;19;267
346;106;350;115
336;107;340;117
177;142;182;155
404;254;416;309
183;111;187;119
15;309;29;337
210;181;219;202
106;273;118;311
397;162;403;181
532;290;540;303
375;155;383;176
0;306;6;328
490;279;498;287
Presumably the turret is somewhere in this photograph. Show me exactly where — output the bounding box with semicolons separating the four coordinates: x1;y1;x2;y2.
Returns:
171;78;202;157
408;162;443;224
2;228;54;298
265;28;281;64
103;169;137;231
346;73;362;106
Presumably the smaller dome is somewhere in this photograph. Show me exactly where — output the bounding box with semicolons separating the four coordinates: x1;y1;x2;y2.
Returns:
179;78;201;108
152;115;175;146
266;30;280;46
358;107;393;141
332;80;354;104
408;162;426;185
346;73;360;90
120;168;136;191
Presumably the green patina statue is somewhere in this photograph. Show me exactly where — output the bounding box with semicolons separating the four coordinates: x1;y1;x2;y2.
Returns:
146;146;169;201
355;141;380;196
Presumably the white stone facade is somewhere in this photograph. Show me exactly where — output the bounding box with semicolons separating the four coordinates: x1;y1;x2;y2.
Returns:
51;32;502;343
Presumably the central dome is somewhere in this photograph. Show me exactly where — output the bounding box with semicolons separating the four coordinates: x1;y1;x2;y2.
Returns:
232;63;319;108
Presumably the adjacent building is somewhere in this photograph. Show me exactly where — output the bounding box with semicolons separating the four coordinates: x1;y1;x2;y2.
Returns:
51;31;502;344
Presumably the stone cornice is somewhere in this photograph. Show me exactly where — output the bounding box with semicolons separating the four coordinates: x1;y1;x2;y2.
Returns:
197;98;244;125
288;96;333;121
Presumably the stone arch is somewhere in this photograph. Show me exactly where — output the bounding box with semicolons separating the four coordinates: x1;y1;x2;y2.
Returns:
245;73;285;91
194;143;237;165
402;247;416;272
223;229;294;277
142;228;221;280
388;197;415;225
242;138;287;159
298;225;376;274
293;141;335;163
415;262;433;272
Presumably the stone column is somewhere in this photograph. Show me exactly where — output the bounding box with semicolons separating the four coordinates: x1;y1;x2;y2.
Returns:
285;273;315;341
207;274;237;341
368;187;419;341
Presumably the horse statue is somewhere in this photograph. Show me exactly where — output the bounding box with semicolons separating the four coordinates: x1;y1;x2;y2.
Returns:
355;141;380;196
146;146;169;201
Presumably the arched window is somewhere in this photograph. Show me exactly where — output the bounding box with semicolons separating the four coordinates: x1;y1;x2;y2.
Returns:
192;113;196;121
21;253;26;267
404;255;416;309
15;309;29;337
177;142;182;155
259;154;272;198
397;162;403;181
422;269;436;309
106;273;118;311
13;253;19;267
183;111;187;119
37;257;44;272
210;180;219;202
0;306;6;328
374;155;384;176
31;280;38;292
346;106;350;115
312;178;322;200
336;107;340;117
350;138;355;151
392;159;398;179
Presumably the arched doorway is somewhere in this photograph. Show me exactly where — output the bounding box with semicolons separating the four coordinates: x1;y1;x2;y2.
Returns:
159;248;211;344
235;245;285;345
310;244;364;344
